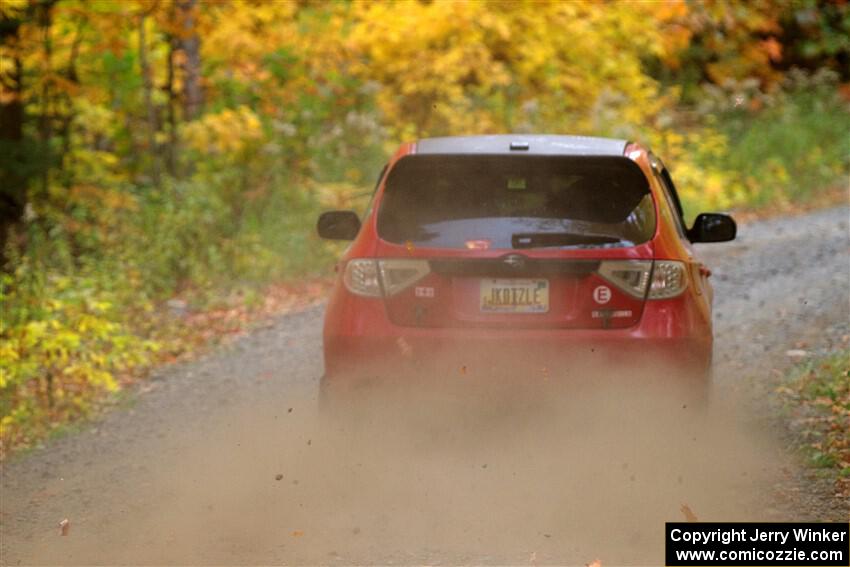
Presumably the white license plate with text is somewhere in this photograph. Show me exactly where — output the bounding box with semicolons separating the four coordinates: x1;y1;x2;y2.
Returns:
479;279;549;313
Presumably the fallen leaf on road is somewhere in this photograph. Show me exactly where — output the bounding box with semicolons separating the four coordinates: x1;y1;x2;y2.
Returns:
291;530;304;537
680;503;699;522
586;560;602;567
59;518;70;536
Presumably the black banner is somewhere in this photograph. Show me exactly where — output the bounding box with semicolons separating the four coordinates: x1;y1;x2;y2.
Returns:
666;523;849;566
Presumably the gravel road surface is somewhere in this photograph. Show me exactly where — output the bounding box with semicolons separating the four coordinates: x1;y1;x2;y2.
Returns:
2;206;848;565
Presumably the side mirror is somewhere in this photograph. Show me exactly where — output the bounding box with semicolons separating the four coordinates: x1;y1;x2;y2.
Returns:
688;213;736;243
317;210;361;240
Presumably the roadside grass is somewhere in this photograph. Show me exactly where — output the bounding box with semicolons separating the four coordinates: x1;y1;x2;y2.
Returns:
669;77;850;222
726;183;848;225
711;86;850;210
1;167;360;458
779;349;850;498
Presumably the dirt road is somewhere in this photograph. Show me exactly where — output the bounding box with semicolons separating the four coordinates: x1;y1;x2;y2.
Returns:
2;206;848;565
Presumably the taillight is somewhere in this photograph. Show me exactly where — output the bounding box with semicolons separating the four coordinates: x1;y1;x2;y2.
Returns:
343;259;430;297
343;259;382;297
598;260;687;299
598;260;652;298
647;260;687;299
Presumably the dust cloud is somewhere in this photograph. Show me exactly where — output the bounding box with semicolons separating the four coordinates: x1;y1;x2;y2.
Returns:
17;356;791;566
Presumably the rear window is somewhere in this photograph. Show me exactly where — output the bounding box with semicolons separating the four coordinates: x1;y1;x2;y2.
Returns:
376;155;655;249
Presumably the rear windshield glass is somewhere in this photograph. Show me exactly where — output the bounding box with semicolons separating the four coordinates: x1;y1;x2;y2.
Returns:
376;155;655;249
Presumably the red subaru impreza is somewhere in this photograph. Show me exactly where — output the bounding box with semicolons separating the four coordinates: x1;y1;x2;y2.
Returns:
317;135;735;404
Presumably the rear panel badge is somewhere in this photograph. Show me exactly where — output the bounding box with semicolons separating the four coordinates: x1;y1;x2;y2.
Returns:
415;286;435;298
593;285;612;304
502;254;527;270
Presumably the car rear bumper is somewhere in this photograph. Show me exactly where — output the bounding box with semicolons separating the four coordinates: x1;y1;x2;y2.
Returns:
322;293;713;392
325;331;710;375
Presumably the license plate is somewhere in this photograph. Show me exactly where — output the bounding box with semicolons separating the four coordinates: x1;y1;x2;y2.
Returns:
480;279;549;313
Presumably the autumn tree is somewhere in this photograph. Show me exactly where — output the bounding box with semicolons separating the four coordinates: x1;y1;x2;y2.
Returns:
347;0;687;140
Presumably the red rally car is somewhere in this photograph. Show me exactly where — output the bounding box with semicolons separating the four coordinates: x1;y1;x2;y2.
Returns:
317;135;736;402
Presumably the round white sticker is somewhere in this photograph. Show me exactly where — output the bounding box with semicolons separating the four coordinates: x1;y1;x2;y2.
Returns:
593;285;612;304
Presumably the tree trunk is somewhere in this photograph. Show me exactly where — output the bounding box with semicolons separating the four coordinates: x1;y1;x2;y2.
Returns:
37;1;54;203
59;18;83;186
0;11;25;268
177;0;202;120
164;31;177;176
138;13;160;186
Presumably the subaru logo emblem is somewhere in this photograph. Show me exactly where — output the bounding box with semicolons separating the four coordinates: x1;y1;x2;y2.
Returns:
502;254;526;269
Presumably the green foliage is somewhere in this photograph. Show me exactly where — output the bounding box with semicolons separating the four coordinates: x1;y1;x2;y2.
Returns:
0;267;158;449
653;71;850;221
781;349;850;494
0;166;336;453
694;70;850;211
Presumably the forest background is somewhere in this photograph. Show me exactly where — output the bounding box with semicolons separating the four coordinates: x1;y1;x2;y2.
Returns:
1;0;848;453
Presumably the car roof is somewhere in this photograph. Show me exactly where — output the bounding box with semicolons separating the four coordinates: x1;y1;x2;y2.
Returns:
415;134;628;156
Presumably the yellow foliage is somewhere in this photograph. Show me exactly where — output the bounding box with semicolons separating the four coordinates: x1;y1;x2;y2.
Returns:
349;0;679;139
0;0;26;18
1;272;158;448
646;128;743;216
182;105;265;156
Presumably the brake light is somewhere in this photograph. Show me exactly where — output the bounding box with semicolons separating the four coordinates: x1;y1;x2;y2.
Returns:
343;259;382;297
647;260;687;299
465;239;491;250
343;259;430;297
598;260;687;299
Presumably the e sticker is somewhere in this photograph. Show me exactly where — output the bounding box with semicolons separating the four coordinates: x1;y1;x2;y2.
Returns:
593;285;612;304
